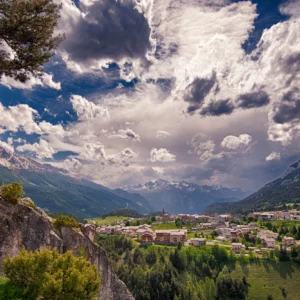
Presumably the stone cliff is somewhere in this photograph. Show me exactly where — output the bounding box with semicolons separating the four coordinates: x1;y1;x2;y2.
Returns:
0;196;134;300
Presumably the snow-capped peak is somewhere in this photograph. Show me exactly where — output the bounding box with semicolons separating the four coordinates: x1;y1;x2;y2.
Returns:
0;146;68;174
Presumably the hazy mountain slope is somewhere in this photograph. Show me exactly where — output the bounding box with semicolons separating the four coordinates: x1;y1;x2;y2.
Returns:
124;179;250;214
205;160;300;214
112;188;154;213
0;147;151;217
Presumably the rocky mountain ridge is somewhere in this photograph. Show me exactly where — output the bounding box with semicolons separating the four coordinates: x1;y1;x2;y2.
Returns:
124;179;251;214
0;146;152;217
0;196;134;300
0;146;68;174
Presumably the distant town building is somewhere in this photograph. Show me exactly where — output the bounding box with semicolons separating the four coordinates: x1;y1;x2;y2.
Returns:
232;243;244;252
155;230;187;244
190;238;206;246
262;237;276;248
282;236;294;247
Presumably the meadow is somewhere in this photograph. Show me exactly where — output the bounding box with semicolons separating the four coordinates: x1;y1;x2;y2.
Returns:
231;262;300;300
87;216;129;226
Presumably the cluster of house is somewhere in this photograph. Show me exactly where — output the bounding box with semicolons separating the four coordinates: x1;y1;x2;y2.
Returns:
96;224;188;245
160;211;231;224
250;210;300;221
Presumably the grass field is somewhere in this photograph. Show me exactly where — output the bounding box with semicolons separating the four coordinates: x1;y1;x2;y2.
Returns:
87;216;129;226
231;262;300;300
152;223;178;230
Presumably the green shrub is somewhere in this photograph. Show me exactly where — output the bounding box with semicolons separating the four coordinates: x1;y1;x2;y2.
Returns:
54;215;80;228
0;182;24;205
4;248;100;300
0;276;23;300
20;198;35;209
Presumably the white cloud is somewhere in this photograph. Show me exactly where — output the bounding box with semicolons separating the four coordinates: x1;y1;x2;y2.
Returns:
266;152;281;161
80;143;107;161
17;139;55;159
280;0;300;17
120;148;137;159
70;95;110;120
221;134;252;150
189;133;216;161
156;130;171;139
0;103;41;134
150;148;176;162
1;73;61;90
114;128;141;142
0;141;14;154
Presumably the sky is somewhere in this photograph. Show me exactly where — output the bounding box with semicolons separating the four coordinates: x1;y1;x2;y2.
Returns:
0;0;300;190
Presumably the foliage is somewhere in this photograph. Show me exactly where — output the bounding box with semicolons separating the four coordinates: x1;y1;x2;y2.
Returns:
47;212;87;224
0;0;63;82
20;198;35;209
0;182;24;204
97;235;235;299
175;218;183;228
216;277;246;300
0;276;23;300
4;248;100;300
54;215;80;228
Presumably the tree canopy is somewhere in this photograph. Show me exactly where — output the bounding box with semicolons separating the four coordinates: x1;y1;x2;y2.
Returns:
4;248;101;299
0;0;63;82
0;182;24;204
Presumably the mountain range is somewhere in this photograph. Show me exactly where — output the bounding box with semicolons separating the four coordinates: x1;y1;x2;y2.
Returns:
205;160;300;215
124;179;251;214
0;147;152;218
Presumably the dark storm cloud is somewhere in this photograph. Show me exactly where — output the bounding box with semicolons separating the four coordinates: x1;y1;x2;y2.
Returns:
282;88;299;102
273;100;300;124
185;72;217;114
200;99;234;116
63;0;152;63
282;52;300;86
237;90;270;109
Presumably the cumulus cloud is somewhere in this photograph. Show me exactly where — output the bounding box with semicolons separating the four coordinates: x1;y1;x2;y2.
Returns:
221;134;252;150
150;148;176;162
265;152;281;161
80;143;107;161
156;130;171;139
1;73;61;90
115;128;141;142
56;0;153;72
0;141;14;154
201;99;234;116
280;0;300;17
71;95;110;120
120;148;137;159
184;72;217;114
0;103;41;134
17;139;55;159
188;133;217;161
237;90;270;109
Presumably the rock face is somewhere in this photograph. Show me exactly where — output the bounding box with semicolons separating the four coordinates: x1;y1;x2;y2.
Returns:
0;196;134;300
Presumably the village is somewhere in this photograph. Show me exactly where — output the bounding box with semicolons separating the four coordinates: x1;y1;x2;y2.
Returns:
92;209;300;255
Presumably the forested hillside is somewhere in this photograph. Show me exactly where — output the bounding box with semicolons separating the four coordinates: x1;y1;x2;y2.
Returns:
205;160;300;214
0;166;148;218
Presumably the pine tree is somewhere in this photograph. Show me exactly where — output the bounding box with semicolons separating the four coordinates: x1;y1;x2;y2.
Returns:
0;0;63;82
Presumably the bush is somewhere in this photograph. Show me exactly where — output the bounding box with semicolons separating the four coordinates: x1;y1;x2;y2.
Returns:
0;182;24;205
4;248;100;300
20;198;35;209
54;215;80;228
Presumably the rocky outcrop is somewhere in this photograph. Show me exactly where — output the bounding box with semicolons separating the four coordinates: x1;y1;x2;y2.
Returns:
0;196;134;300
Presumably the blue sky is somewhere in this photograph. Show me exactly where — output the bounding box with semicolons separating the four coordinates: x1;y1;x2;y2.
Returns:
0;0;299;189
